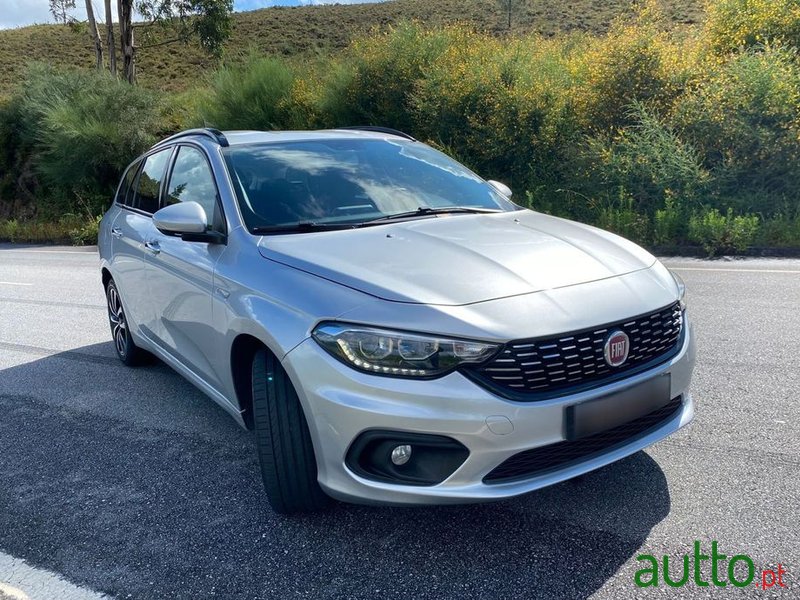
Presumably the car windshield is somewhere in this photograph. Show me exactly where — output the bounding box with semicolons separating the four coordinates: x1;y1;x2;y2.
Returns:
222;138;518;232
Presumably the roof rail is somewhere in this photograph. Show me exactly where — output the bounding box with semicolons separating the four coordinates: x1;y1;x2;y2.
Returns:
155;128;230;148
338;126;416;141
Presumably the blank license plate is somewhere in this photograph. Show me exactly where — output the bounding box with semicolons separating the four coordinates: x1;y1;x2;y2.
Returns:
565;375;671;441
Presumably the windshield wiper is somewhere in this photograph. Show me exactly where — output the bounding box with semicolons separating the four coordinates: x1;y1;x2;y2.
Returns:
356;206;501;227
252;222;350;235
253;207;502;234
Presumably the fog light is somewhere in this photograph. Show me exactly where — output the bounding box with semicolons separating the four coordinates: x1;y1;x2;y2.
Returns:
390;444;412;466
347;431;469;486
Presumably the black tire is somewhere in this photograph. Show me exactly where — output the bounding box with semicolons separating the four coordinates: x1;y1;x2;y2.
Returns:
105;279;148;367
252;349;331;514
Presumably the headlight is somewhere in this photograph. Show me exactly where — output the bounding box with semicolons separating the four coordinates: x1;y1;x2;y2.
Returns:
312;323;500;378
670;270;686;310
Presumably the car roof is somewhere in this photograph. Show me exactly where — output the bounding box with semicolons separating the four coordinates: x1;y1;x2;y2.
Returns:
151;127;415;150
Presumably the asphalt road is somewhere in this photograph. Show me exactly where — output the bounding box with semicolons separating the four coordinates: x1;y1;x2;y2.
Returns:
0;246;798;600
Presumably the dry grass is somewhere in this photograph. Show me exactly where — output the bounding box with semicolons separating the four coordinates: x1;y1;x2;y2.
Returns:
0;0;704;97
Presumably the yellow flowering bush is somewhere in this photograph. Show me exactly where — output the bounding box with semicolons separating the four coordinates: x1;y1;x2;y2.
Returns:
705;0;800;54
412;30;580;188
570;4;697;132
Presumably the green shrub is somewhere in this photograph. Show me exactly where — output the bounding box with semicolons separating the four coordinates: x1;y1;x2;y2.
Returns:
0;219;18;241
310;60;358;128
68;214;102;245
758;212;800;246
200;54;304;130
595;193;651;246
4;64;161;218
581;102;709;218
688;208;760;255
0;217;97;244
673;46;800;214
160;87;212;132
653;196;689;245
0;99;33;218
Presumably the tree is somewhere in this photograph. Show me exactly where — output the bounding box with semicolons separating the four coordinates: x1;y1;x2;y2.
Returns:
119;0;233;84
105;0;117;75
119;0;135;83
84;0;104;70
496;0;526;30
49;0;76;24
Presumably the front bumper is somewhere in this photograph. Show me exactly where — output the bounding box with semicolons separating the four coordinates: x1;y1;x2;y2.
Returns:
282;317;696;505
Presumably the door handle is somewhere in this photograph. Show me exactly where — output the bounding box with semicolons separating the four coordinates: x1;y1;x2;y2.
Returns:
111;227;123;239
144;240;161;255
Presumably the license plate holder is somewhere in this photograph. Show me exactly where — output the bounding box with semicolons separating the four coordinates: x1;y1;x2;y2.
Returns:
565;375;671;441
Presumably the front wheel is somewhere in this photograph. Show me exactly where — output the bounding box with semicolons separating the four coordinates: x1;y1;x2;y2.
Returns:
105;279;148;366
252;349;331;514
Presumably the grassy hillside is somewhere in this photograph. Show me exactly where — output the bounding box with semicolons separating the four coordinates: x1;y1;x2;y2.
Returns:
4;0;800;251
0;0;703;96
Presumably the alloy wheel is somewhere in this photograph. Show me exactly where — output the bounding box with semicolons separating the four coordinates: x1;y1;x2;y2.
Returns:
107;284;128;359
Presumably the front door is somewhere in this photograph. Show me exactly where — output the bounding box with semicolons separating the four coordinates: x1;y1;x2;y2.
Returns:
143;144;228;391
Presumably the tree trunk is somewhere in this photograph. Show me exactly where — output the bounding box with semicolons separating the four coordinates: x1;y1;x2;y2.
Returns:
118;0;136;84
104;0;116;76
85;0;103;70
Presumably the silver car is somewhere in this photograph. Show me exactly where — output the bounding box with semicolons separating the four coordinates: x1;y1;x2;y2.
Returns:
98;127;696;513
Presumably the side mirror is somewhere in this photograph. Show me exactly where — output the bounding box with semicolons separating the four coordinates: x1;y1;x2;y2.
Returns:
154;201;208;235
487;180;513;198
153;201;224;243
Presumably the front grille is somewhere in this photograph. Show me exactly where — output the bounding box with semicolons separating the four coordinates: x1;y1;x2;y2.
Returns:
468;302;683;400
483;396;683;484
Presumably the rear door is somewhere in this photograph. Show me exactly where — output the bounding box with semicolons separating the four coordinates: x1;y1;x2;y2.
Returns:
109;148;173;335
143;144;228;390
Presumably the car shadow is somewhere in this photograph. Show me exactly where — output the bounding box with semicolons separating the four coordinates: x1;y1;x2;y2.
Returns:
0;342;671;600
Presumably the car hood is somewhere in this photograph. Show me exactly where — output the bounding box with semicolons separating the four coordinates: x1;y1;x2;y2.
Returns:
256;210;657;306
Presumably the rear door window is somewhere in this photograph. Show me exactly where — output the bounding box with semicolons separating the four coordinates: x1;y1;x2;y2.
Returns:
132;148;172;214
116;160;142;206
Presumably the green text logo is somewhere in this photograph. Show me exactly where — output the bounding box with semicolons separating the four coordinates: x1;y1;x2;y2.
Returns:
635;541;788;590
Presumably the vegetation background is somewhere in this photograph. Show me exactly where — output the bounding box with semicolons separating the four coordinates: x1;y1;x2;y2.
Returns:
1;0;799;255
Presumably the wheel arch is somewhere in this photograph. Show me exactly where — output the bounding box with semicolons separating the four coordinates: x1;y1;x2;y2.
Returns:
230;333;278;430
101;267;112;289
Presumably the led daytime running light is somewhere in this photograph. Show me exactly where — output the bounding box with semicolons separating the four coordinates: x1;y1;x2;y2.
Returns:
313;323;500;379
